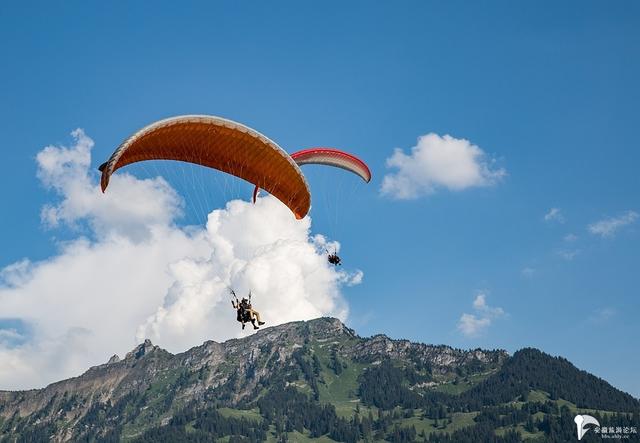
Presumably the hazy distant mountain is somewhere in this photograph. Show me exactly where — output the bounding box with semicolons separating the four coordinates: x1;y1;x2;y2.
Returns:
0;318;637;442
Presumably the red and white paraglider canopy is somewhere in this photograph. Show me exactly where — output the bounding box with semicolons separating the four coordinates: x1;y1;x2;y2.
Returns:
253;147;371;203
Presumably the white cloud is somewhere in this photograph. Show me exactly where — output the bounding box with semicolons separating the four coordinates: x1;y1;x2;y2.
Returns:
472;292;504;317
563;233;578;242
544;208;565;224
338;269;364;287
0;260;33;288
457;291;505;338
0;130;357;390
588;211;638;238
136;197;349;351
457;314;491;338
381;133;506;199
37;129;183;242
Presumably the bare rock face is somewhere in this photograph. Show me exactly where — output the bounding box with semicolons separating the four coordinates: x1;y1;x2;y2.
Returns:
125;338;157;360
347;334;507;374
0;317;507;441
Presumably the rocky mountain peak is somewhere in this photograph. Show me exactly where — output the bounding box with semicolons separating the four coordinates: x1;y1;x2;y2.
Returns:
124;338;158;360
306;316;357;338
0;317;635;443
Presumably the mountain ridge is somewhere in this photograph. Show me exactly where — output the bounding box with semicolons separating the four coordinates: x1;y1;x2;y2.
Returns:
0;317;637;442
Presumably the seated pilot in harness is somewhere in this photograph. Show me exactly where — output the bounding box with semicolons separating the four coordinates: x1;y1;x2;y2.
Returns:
230;289;265;330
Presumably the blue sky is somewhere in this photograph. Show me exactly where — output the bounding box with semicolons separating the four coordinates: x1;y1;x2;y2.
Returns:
1;2;639;396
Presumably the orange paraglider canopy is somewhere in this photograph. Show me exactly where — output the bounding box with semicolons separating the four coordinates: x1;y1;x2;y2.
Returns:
99;115;311;219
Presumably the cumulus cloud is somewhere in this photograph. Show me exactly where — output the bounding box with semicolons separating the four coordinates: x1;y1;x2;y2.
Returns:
563;233;578;242
457;292;505;337
37;129;183;242
472;292;504;317
0;130;357;390
136;197;349;351
381;133;506;199
457;314;490;338
339;269;364;287
544;208;565;224
0;260;33;288
588;211;638;238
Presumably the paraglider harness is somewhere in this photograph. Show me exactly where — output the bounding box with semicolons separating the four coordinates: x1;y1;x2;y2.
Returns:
230;289;253;326
327;249;341;266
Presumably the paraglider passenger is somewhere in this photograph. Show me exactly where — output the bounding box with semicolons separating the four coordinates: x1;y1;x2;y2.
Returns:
241;297;265;328
231;298;251;330
328;252;341;266
231;290;265;330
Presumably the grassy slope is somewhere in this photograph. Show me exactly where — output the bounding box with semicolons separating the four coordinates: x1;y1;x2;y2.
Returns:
300;340;608;441
431;371;495;395
117;339;633;442
312;339;371;418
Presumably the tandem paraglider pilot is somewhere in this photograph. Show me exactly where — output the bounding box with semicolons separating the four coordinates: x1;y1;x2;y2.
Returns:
230;289;265;330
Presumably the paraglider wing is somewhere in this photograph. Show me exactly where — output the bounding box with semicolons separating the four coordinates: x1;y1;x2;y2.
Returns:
291;148;371;182
100;115;311;219
252;148;371;203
